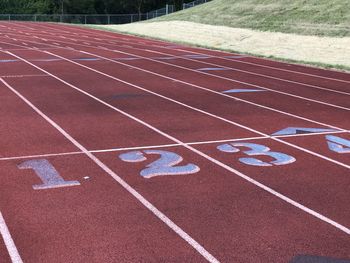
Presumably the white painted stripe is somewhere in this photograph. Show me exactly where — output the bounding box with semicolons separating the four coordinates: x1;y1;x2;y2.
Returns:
0;212;23;263
183;47;350;85
72;49;347;131
110;49;350;111
0;131;347;162
0;74;48;78
8;29;332;128
0;77;220;263
9;49;350;171
0;136;266;161
3;56;350;235
20;22;350;84
132;46;350;96
4;31;349;109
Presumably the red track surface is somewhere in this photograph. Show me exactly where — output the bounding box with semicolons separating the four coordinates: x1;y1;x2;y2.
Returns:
0;22;349;263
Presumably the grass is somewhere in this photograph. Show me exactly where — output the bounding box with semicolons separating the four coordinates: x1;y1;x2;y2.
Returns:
154;0;350;37
83;0;350;72
86;24;350;72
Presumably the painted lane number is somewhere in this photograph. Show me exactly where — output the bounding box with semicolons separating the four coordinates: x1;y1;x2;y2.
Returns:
18;159;80;190
217;142;296;166
119;150;200;178
326;135;350;153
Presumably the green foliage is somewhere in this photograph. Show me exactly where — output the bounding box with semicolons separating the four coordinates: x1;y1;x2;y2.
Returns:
0;0;178;14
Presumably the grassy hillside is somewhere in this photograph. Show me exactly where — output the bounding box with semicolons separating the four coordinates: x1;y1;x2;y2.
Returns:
154;0;350;36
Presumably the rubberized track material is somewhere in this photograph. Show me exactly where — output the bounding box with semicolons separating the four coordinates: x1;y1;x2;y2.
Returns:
0;22;349;263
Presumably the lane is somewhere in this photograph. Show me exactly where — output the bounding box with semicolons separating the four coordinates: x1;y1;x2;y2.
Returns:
4;21;350;92
19;21;350;83
170;45;350;82
115;51;350;109
6;48;350;171
4;48;350;227
0;154;209;263
0;51;44;77
7;27;350;100
2;23;350;262
98;148;350;262
2;49;258;144
282;132;350;166
3;75;350;262
3;34;350;133
0;80;79;157
7;48;349;132
2;30;348;113
0;79;217;262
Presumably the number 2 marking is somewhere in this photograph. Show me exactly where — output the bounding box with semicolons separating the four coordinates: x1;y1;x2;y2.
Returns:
326;135;350;153
18;159;80;190
217;142;296;166
119;150;200;178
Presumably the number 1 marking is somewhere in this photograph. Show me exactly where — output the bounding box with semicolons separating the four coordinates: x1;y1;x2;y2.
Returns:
18;159;80;190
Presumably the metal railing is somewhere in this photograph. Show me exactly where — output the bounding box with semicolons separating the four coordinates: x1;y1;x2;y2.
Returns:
146;4;175;20
0;0;209;25
0;14;151;24
183;0;210;9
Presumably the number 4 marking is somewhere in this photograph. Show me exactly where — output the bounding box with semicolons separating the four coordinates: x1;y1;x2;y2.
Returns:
326;135;350;153
18;159;80;190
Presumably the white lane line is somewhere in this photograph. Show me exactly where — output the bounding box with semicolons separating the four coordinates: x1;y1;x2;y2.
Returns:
1;38;349;167
113;48;350;111
0;212;23;263
66;49;347;131
0;151;82;161
3;33;340;132
0;74;48;78
209;52;350;85
2;71;350;236
0;131;346;162
7;36;335;133
129;46;350;96
28;22;350;84
0;77;220;263
5;33;349;109
10;50;350;171
0;136;265;161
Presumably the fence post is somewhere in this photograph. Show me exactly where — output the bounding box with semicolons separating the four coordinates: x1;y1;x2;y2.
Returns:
166;4;169;15
8;15;10;21
108;15;110;24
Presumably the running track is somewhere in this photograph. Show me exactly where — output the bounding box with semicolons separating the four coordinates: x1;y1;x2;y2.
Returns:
0;22;349;263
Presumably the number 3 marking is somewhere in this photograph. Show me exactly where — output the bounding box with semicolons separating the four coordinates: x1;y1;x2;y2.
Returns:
217;142;296;166
119;150;200;178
